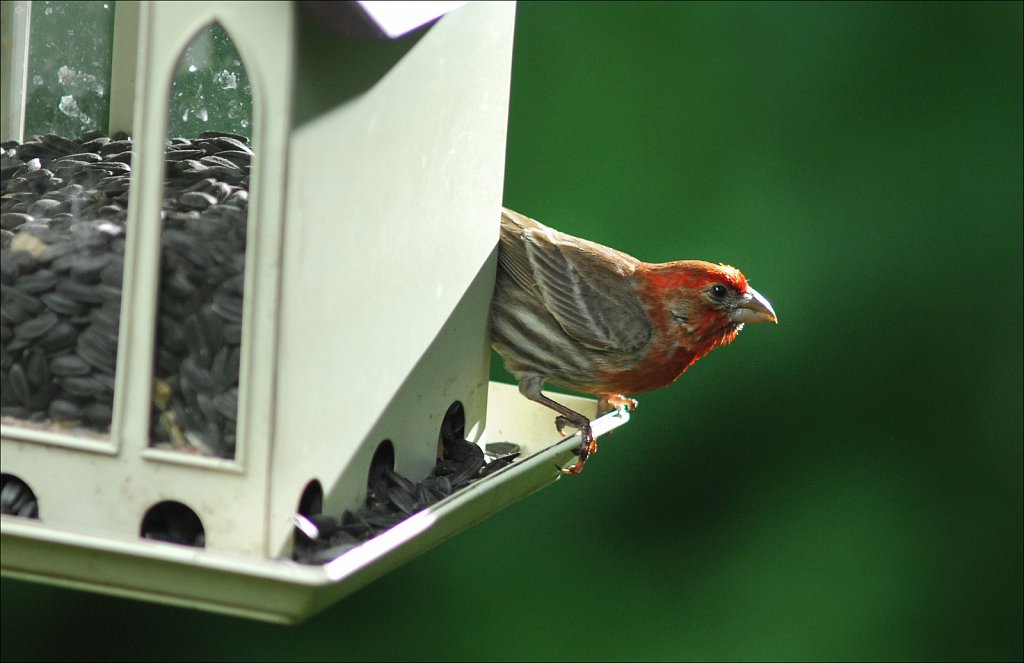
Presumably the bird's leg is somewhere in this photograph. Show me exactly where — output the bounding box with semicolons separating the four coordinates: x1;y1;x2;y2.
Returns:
519;376;596;474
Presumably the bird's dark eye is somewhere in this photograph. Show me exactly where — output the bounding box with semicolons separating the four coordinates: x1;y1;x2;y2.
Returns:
710;284;729;300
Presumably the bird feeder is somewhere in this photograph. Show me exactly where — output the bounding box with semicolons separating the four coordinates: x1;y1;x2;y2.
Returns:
0;1;630;623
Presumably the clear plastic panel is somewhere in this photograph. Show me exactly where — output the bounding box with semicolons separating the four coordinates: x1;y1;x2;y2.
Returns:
148;22;252;458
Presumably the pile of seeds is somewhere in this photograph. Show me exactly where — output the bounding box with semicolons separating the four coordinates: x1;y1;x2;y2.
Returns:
149;133;250;458
293;418;520;564
1;129;251;458
0;473;39;519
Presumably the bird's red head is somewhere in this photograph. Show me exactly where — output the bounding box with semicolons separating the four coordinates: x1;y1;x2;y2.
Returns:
636;260;777;381
645;260;747;293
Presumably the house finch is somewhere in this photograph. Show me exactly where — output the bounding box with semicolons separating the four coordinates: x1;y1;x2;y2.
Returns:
490;208;777;474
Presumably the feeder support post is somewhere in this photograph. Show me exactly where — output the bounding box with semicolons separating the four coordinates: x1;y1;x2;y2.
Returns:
0;0;31;142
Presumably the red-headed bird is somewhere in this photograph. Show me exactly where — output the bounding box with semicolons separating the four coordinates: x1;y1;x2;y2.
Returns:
490;208;777;474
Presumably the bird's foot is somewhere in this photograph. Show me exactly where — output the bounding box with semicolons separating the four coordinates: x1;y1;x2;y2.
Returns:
555;419;596;475
597;394;638;417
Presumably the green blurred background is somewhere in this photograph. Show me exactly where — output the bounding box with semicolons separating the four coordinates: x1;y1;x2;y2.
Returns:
2;1;1022;660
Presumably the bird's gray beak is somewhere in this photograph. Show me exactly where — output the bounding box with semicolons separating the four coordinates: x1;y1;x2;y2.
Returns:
731;286;778;324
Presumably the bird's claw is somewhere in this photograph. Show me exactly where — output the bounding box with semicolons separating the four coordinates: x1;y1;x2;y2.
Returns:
560;423;597;475
597;394;638;417
554;415;569;437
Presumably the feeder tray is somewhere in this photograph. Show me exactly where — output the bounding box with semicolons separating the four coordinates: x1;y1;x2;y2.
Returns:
3;385;628;623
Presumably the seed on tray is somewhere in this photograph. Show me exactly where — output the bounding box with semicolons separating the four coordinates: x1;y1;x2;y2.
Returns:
292;421;520;565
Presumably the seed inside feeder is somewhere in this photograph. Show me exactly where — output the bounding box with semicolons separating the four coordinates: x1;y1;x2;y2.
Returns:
1;130;250;458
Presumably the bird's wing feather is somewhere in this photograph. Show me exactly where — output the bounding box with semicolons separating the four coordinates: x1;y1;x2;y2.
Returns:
499;208;653;353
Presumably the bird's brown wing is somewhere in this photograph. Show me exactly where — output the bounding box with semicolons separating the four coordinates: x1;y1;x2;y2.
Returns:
499;208;653;353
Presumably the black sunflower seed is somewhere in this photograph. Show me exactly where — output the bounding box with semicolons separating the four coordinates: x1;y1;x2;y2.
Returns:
68;253;110;282
387;486;419;516
25;351;51;387
82;401;112;426
14;312;59;341
97;139;132;156
434;475;452;497
102;151;132;165
183;309;223;366
210;347;229;389
164;149;207;162
199;155;240;171
1;212;32;231
212;388;238;420
0;159;23;181
181;177;216;194
213;136;254;154
20;167;55;184
16;268;57;294
60;375;104;397
76;334;117;374
27;198;65;217
8;363;29;405
41;133;82;154
88;302;121;331
0;301;31;327
94;175;130;194
197;130;248;143
206;151;248;169
39;321;79;354
196;392;218;422
95;283;122;304
49;353;92;377
56;279;104;304
208;181;232;202
49;398;83;421
0;478;33;514
180;356;214;393
176;159;208;174
211;289;243;323
93;161;130;174
79;324;119;354
384;469;416;496
95;372;116;394
39;291;84;316
178;191;217;210
17;143;61;160
53;152;101;164
89;204;125;221
79;136;110;151
222;323;242;345
0;259;17;285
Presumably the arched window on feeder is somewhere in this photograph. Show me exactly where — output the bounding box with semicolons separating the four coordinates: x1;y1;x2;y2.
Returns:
150;21;253;461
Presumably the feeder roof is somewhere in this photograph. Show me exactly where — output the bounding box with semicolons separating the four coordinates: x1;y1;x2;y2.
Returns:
299;1;468;39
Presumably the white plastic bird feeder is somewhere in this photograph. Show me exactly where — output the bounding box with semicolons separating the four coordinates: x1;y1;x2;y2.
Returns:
0;0;629;623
